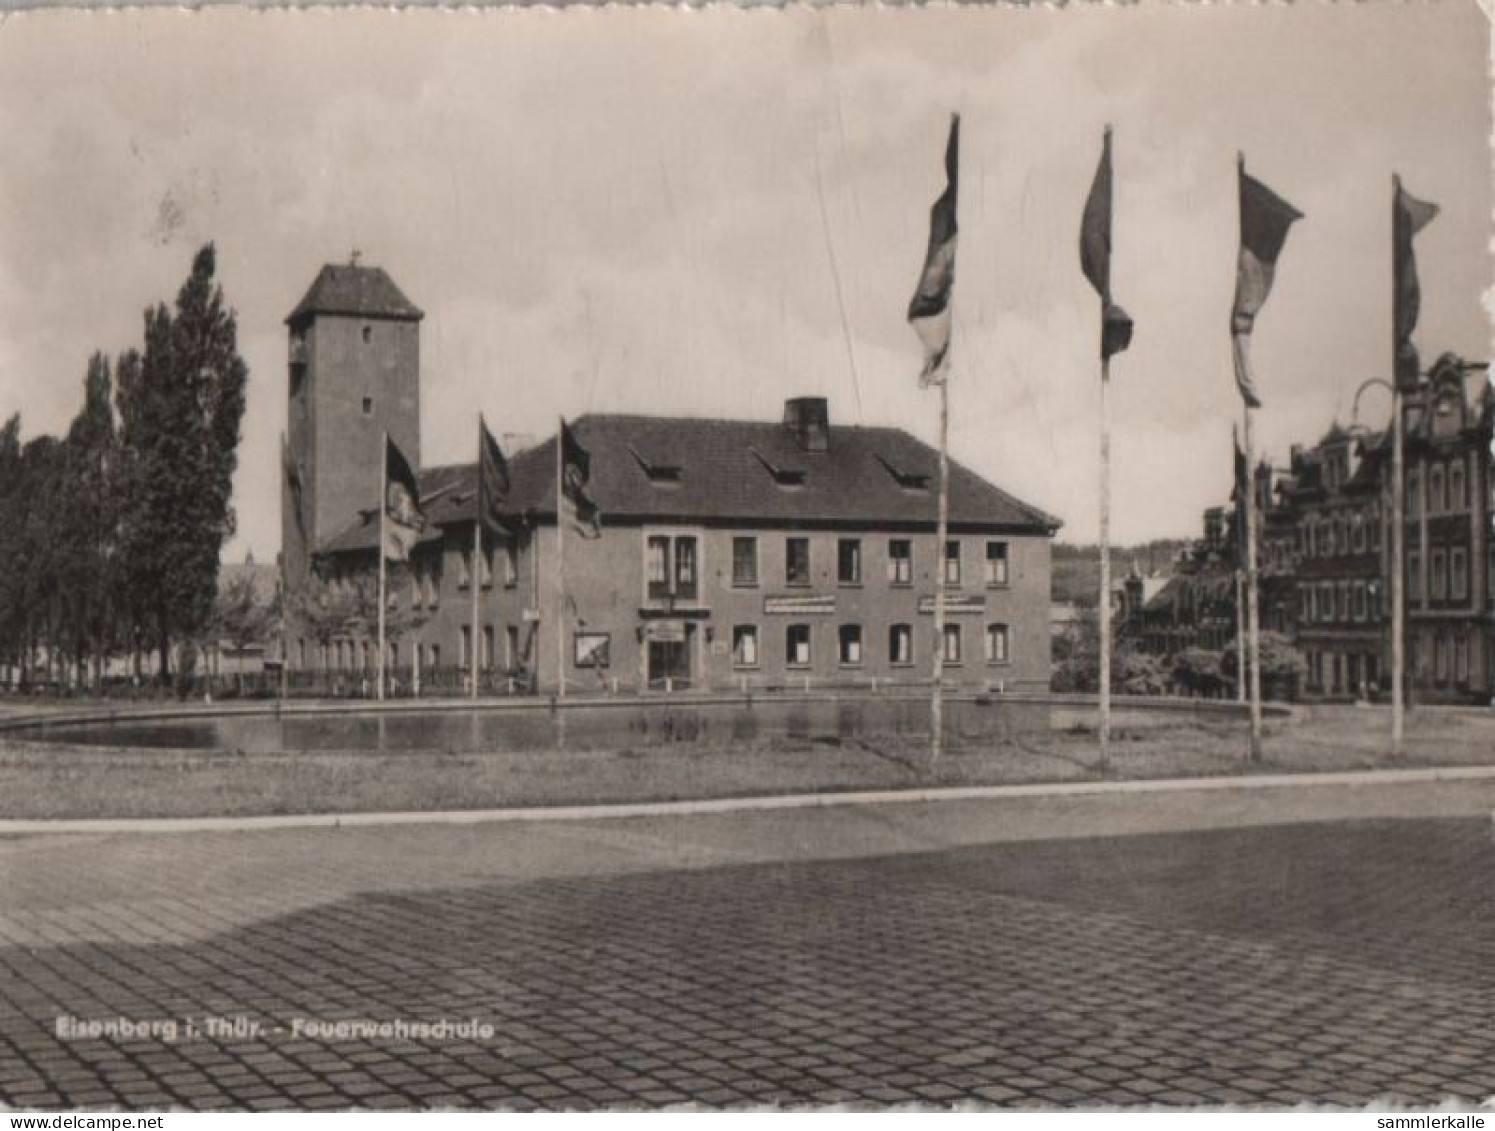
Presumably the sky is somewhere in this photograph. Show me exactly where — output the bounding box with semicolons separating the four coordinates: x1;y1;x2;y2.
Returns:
0;1;1489;560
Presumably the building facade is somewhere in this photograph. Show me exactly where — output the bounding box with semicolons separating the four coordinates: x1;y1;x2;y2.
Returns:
282;263;1060;694
1123;354;1492;704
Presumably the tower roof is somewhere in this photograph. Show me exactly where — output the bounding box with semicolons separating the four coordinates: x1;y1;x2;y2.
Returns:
286;263;424;326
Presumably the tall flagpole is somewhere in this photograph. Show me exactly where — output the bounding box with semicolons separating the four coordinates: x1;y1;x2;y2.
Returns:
1098;352;1112;769
471;421;483;702
1235;571;1246;703
931;372;949;761
1242;407;1263;760
1391;382;1405;753
377;430;387;702
556;416;567;701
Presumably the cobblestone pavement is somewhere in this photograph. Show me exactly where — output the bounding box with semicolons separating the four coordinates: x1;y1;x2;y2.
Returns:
2;783;1494;1110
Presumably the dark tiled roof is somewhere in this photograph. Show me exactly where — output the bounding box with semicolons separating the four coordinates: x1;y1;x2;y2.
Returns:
287;264;423;325
316;413;1058;555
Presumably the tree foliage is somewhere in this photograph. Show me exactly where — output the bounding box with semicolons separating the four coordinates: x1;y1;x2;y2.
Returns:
0;244;249;689
115;244;248;675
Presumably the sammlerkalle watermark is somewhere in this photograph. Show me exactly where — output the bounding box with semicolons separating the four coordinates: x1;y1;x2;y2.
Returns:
54;1015;497;1043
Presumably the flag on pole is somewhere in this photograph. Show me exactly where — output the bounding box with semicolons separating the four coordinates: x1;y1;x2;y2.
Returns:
907;114;959;387
383;435;425;561
282;434;305;539
559;419;601;538
1079;126;1134;360
1393;175;1439;393
1230;159;1303;408
477;416;511;535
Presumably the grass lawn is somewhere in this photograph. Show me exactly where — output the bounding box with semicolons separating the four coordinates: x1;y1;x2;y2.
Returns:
0;701;1491;820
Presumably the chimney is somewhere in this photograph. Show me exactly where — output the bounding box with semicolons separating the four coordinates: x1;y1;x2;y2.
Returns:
783;396;830;452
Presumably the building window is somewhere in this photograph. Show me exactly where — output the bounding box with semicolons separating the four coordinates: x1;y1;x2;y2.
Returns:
674;538;698;601
1351;514;1366;555
985;623;1010;664
888;539;913;585
1430;548;1447;601
461;625;473;670
425;567;439;608
1339;581;1351;622
889;624;913;666
984;542;1010;586
482;626;494;671
1434;634;1448;683
362;325;373;344
1408;552;1422;600
1429;465;1445;513
480;546;494;588
838;624;863;666
500;541;518;587
458;548;472;589
732;625;759;667
424;642;436;670
943;540;961;586
646;535;669;599
1455;633;1470;683
643;533;699;602
786;537;811;586
1406;469;1420;515
732;537;758;587
837;539;862;586
1300;585;1312;624
1451;547;1468;601
506;625;520;670
1353;582;1367;622
1449;460;1467;511
361;395;373;416
942;624;962;664
786;623;811;667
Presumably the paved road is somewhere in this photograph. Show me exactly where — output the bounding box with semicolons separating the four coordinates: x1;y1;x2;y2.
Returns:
2;779;1494;1109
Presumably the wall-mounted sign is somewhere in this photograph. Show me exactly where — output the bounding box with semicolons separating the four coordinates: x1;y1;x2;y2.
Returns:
917;594;986;615
647;621;687;643
764;594;836;615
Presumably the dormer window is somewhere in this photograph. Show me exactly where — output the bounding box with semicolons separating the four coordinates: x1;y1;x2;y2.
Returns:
877;454;931;492
750;447;806;489
629;446;683;486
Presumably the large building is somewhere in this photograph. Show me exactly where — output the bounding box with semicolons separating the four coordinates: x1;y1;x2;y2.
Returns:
281;262;1060;694
1121;354;1493;703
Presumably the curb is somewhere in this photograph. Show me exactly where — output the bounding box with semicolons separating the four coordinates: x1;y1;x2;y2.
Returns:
3;763;1493;837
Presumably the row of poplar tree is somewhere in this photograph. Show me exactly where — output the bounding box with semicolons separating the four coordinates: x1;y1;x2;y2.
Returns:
0;244;249;689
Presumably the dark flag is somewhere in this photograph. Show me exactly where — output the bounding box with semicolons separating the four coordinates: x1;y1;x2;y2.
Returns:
1393;175;1439;393
383;435;425;562
477;416;511;535
559;419;601;539
282;434;305;538
907;114;959;387
1230;159;1304;408
1079;126;1134;360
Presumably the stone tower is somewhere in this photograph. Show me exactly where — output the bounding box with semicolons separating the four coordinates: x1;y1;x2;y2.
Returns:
282;260;423;633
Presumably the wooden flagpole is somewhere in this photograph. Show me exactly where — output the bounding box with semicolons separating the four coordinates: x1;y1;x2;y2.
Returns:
377;430;387;702
556;416;567;701
1242;405;1263;760
1391;385;1405;754
1235;571;1246;703
471;421;483;701
931;371;950;761
1098;351;1112;769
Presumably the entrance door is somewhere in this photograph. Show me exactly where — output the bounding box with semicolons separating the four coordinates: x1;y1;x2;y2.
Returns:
648;637;691;690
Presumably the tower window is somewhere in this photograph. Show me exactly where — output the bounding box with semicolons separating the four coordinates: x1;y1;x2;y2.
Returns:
362;396;373;416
